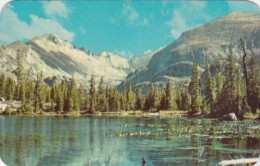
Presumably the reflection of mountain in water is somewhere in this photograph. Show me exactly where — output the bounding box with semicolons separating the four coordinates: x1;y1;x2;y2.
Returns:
0;117;259;166
0;117;128;166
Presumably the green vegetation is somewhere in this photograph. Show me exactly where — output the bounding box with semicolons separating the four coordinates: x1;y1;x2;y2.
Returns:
0;41;259;119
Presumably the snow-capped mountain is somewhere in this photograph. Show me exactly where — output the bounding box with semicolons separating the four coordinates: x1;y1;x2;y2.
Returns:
119;12;260;90
0;34;133;86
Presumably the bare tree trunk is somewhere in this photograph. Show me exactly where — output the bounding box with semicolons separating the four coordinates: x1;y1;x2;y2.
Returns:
240;38;249;101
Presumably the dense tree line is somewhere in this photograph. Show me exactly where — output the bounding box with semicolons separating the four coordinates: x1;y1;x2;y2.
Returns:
0;41;259;116
190;44;260;117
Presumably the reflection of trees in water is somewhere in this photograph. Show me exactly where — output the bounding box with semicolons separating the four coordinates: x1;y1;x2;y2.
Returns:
124;117;260;166
0;117;259;166
0;117;127;166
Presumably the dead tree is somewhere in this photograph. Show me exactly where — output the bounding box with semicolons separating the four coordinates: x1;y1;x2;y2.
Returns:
240;38;249;101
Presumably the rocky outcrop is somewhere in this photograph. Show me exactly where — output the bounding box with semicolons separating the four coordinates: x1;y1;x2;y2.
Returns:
0;34;134;86
221;113;238;121
119;12;260;90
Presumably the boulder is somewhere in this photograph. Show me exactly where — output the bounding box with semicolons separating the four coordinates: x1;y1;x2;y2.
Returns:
221;113;237;121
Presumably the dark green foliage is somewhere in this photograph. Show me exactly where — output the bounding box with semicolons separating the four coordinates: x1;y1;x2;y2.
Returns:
50;78;56;111
120;90;127;111
190;62;201;114
165;80;175;110
0;74;6;97
89;74;96;114
6;78;15;101
97;77;106;112
83;94;89;111
20;81;26;105
214;46;237;115
1;39;258;117
215;73;222;98
159;90;167;110
247;58;260;113
135;87;143;110
204;54;215;111
55;81;65;113
26;70;34;103
34;72;45;114
175;87;181;110
180;87;190;111
126;84;135;111
78;84;84;111
64;76;77;113
153;87;160;111
144;84;159;111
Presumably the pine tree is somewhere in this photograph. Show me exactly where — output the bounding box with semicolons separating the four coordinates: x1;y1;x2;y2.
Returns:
111;88;120;112
50;77;56;111
16;51;24;100
34;74;40;114
153;86;160;111
74;92;80;114
45;87;51;103
89;74;96;114
38;72;45;111
55;83;64;113
215;46;237;115
144;84;160;111
33;72;45;114
235;68;242;108
83;93;89;111
120;90;127;111
78;84;84;111
247;58;260;113
225;46;236;100
180;87;190;111
144;84;155;111
107;87;114;111
165;80;174;110
25;70;34;103
64;76;77;113
115;93;121;112
204;54;215;111
97;77;106;112
240;38;249;102
126;84;135;111
135;87;143;110
20;80;26;105
190;62;201;115
105;85;112;112
6;77;14;101
175;87;181;110
0;74;6;97
159;90;167;110
215;73;222;98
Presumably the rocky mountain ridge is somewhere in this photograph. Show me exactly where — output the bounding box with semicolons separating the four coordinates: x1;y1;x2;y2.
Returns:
0;34;153;86
118;12;260;90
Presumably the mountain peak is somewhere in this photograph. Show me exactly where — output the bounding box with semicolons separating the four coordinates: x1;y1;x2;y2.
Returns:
30;34;74;49
100;51;128;60
43;34;69;45
225;12;259;17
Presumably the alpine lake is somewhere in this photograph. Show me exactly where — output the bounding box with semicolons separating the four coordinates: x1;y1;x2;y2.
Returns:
0;115;259;166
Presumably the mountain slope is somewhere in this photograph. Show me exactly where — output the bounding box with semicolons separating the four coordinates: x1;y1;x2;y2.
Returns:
118;12;260;89
129;51;154;71
0;34;133;86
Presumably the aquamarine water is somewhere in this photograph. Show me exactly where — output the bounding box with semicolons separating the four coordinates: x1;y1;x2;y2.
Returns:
0;116;259;166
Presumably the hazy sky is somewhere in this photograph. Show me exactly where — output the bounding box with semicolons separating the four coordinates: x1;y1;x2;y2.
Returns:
0;0;259;58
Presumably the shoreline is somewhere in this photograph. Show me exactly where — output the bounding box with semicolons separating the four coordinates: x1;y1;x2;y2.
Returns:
0;110;187;118
0;110;259;120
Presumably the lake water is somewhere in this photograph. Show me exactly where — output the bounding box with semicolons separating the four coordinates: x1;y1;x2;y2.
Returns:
0;116;259;166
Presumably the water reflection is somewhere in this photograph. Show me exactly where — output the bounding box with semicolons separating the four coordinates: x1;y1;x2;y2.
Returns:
0;116;259;166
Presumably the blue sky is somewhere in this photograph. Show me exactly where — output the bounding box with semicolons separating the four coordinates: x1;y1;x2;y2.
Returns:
0;0;259;58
